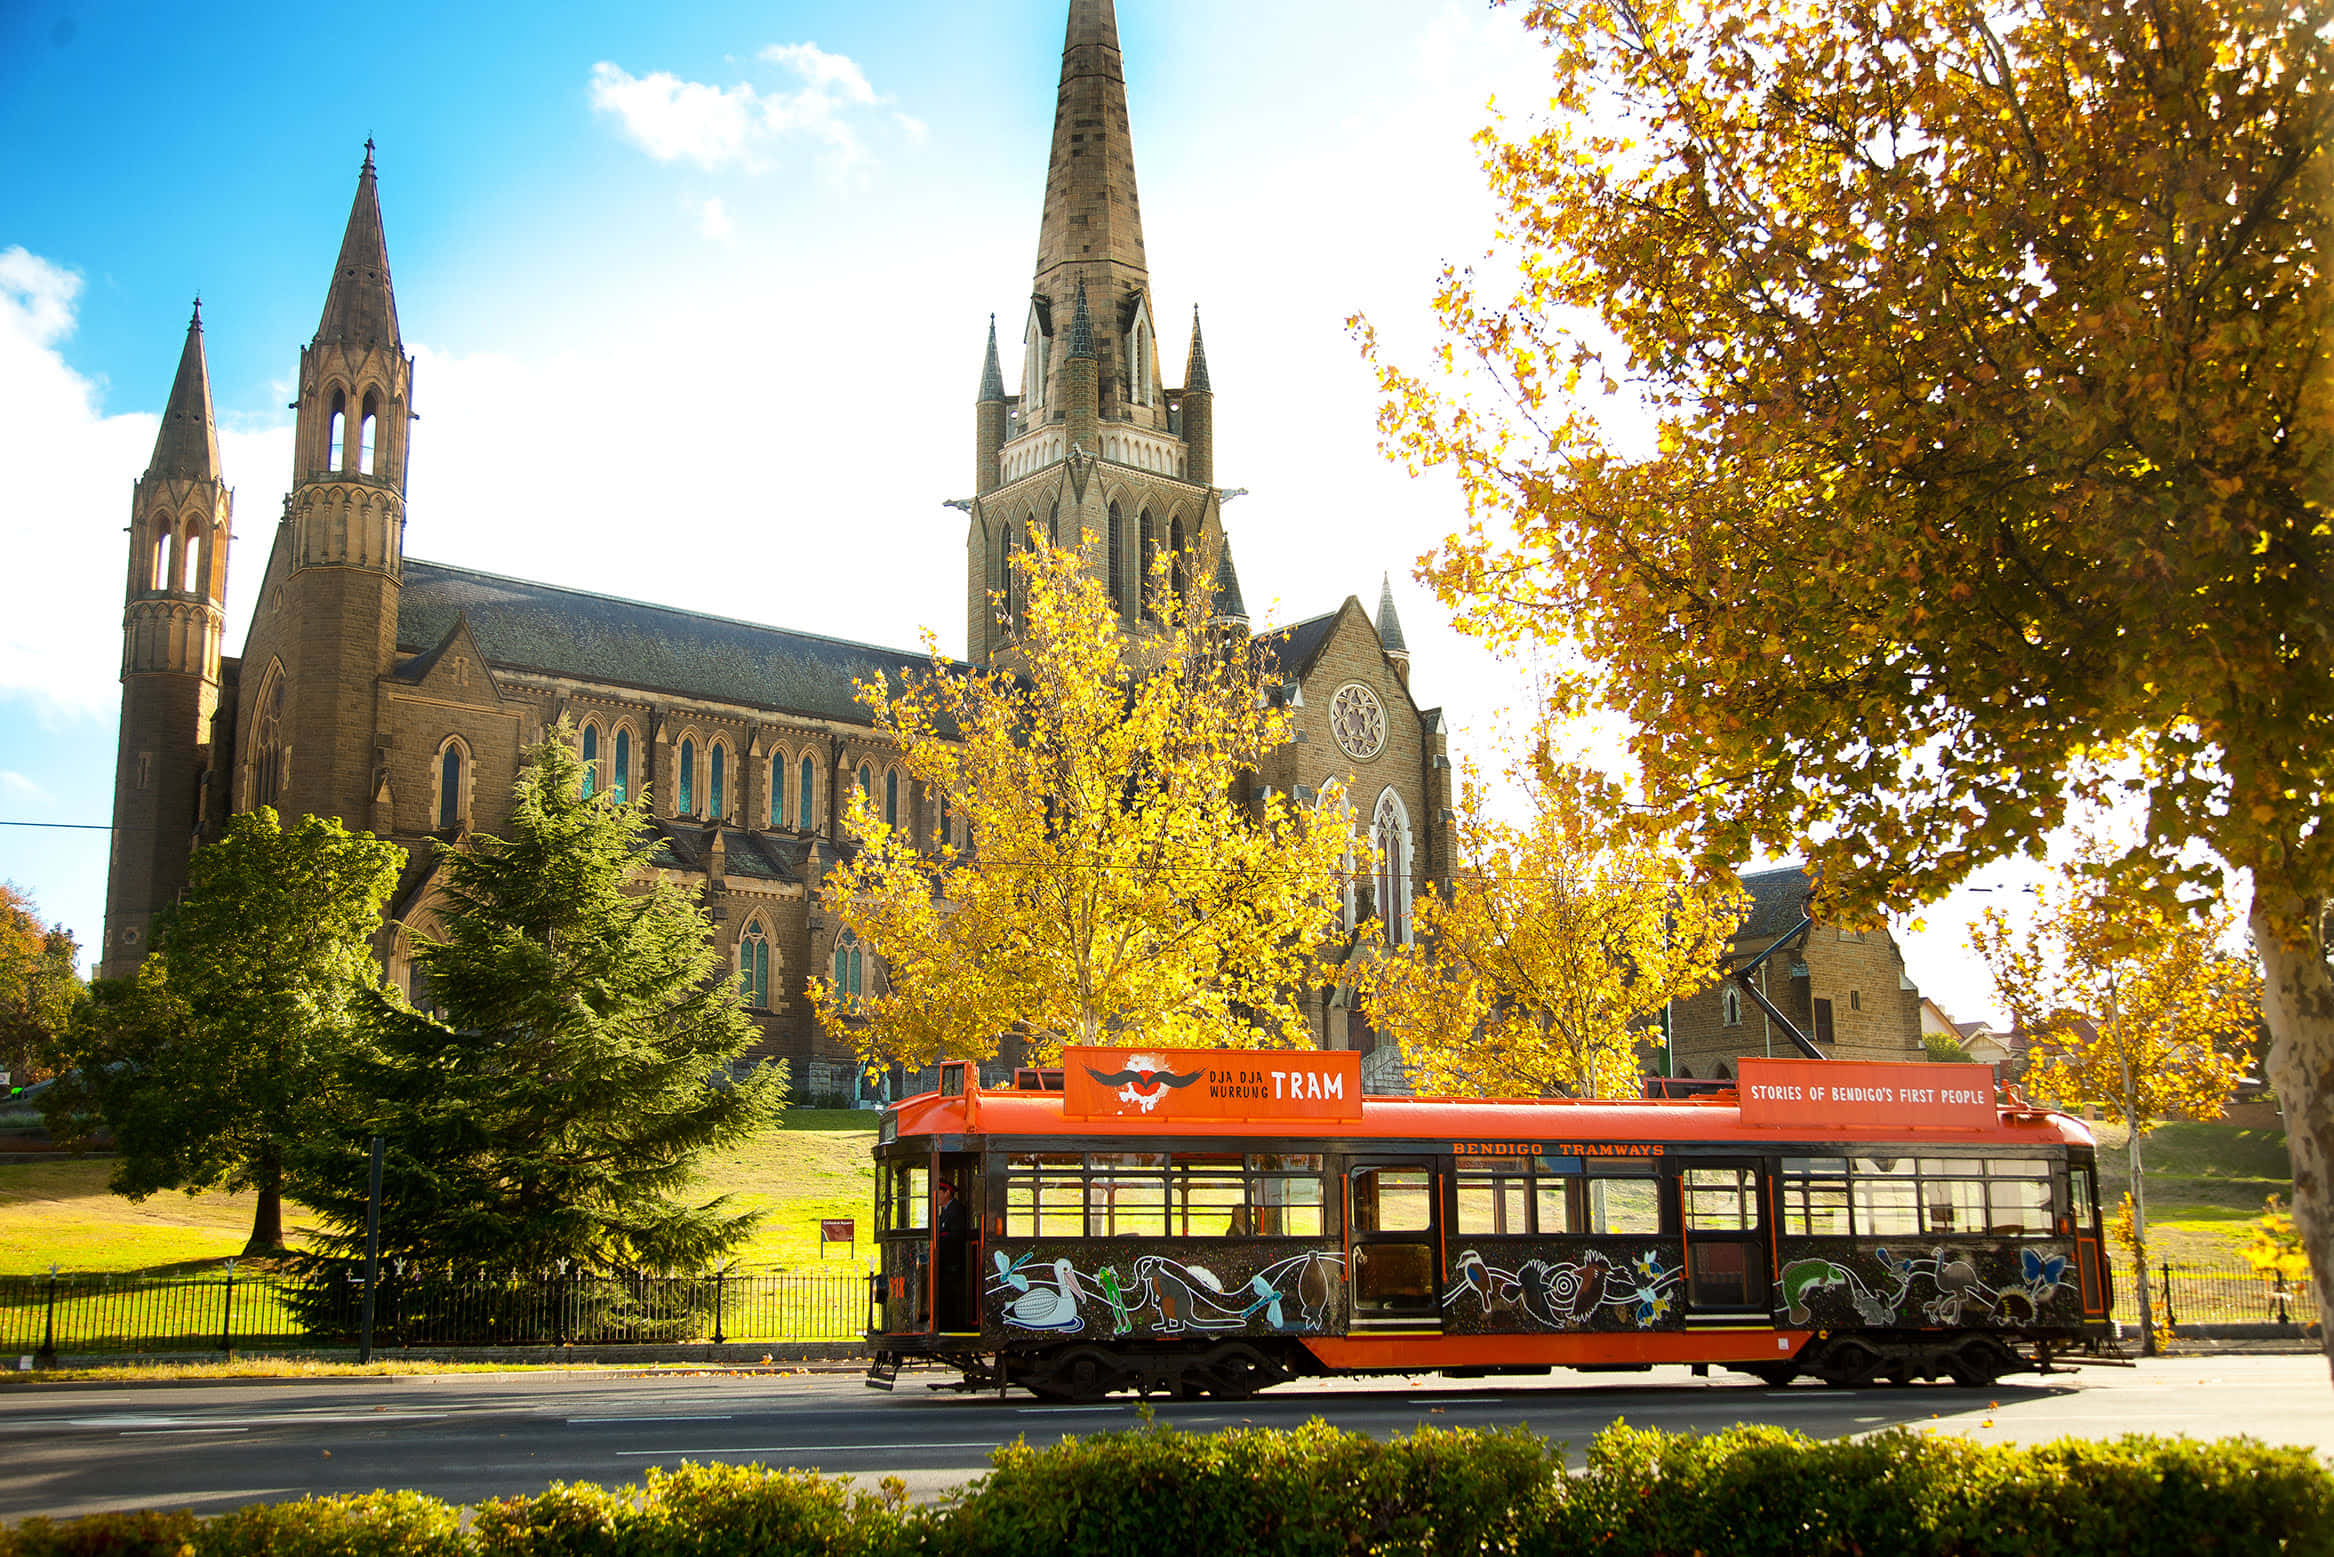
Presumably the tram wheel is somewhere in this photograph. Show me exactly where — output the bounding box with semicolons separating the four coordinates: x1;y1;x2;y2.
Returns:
1743;1362;1798;1387
1058;1347;1118;1403
1204;1343;1275;1400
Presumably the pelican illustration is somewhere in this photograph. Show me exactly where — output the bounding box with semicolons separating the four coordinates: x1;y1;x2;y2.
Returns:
1002;1258;1086;1332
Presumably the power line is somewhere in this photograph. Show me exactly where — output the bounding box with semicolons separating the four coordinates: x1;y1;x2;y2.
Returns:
0;821;112;832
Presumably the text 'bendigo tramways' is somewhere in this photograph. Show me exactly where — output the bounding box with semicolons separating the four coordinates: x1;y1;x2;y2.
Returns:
1061;1047;1365;1123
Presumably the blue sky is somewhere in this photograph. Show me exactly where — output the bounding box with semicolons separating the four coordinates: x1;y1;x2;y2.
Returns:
0;0;2041;1019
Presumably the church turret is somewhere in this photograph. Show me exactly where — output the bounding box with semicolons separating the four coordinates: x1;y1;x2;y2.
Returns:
247;141;417;832
1377;573;1411;687
1063;280;1100;458
1181;306;1214;488
975;315;1007;496
102;301;233;977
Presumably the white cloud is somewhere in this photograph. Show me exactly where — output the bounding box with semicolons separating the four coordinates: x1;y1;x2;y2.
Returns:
591;43;913;179
699;197;733;240
0;770;47;801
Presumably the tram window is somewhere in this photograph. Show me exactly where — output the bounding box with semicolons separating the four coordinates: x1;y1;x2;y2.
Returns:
1354;1167;1433;1233
1005;1153;1084;1236
1534;1177;1580;1235
1456;1172;1530;1236
1172;1159;1248;1236
1251;1171;1324;1237
888;1163;930;1232
1089;1171;1168;1236
1588;1177;1660;1235
1986;1160;2055;1234
1921;1175;1987;1234
2068;1166;2098;1232
1851;1160;1920;1235
1779;1160;1850;1236
1683;1167;1758;1232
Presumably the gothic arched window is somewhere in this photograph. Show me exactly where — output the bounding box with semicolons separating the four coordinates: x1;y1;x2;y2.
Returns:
834;932;864;1009
1048;500;1060;548
358;392;379;476
1372;788;1412;946
938;793;953;848
327;389;347;473
739;918;772;1010
252;664;287;808
614;727;632;804
678;738;697;816
181;521;203;593
770;752;787;828
800;755;817;830
580;722;599;799
437;739;467;833
1109;503;1127;619
709;742;727;820
1723;987;1743;1027
1139;509;1158;620
884;769;900;829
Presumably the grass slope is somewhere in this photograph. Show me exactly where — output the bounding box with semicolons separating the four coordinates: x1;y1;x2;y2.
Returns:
0;1109;878;1276
2092;1119;2293;1266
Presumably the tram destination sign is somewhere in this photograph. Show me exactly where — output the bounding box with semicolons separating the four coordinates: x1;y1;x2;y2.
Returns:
1735;1058;1998;1131
1060;1046;1365;1123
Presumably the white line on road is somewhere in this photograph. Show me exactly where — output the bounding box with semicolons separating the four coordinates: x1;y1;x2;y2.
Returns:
567;1416;737;1425
616;1442;1003;1457
120;1428;251;1436
1013;1406;1122;1415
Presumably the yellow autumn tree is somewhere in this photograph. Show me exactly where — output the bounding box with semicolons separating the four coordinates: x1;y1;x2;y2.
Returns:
1361;756;1744;1098
1972;838;2256;1354
811;525;1353;1069
1361;0;2334;1377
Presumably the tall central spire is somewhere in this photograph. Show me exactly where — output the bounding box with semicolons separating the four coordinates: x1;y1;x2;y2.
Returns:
147;300;221;482
315;141;402;348
1032;0;1147;319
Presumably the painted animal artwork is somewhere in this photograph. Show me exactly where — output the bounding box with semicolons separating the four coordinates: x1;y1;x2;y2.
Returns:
988;1248;1344;1337
1443;1248;1683;1330
1777;1245;2072;1328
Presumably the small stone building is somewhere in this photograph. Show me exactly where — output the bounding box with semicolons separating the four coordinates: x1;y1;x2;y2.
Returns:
1663;866;1926;1080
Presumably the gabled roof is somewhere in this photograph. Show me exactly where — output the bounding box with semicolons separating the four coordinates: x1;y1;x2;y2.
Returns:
1735;865;1814;944
1255;609;1340;684
647;821;808;884
396;560;950;725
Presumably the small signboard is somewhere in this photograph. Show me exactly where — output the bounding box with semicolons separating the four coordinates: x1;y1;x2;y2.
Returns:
819;1217;856;1259
1060;1047;1364;1124
1736;1058;1997;1131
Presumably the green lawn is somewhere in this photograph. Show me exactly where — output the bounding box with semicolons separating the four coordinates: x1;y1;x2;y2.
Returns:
2091;1119;2293;1266
0;1109;879;1277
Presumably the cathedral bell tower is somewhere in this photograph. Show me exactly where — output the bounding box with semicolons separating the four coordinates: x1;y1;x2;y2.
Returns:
242;142;415;830
966;0;1230;666
101;302;232;978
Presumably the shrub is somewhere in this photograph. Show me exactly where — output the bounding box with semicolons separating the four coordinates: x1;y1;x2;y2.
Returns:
2;1422;2326;1557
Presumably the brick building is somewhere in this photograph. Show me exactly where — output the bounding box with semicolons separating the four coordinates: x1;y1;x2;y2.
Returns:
1663;866;1926;1080
98;0;1452;1102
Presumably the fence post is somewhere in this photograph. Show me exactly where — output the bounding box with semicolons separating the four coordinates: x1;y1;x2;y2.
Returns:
712;1268;726;1347
219;1260;236;1355
34;1264;59;1370
553;1260;569;1348
358;1135;384;1364
2159;1261;2177;1329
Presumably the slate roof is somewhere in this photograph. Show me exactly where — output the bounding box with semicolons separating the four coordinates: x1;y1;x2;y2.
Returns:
397;560;949;725
1255;609;1339;684
646;821;813;884
1735;865;1814;944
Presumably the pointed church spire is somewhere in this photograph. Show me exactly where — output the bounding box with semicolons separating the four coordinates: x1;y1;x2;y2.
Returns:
1067;280;1096;361
1214;540;1249;625
147;298;221;481
315;140;402;348
1185;305;1211;393
1033;0;1147;294
1376;573;1410;655
978;313;1006;402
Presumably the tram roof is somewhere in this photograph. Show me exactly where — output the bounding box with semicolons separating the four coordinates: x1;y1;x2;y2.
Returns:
881;1087;2096;1150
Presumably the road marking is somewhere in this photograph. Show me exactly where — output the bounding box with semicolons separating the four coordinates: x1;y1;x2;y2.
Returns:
121;1428;250;1436
1013;1406;1121;1415
60;1413;450;1430
616;1441;1002;1457
567;1416;737;1425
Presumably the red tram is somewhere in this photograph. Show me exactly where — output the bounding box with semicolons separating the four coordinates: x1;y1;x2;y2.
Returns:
864;1048;2117;1401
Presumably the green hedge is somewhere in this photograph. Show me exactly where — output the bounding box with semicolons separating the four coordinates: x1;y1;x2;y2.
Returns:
3;1423;2327;1557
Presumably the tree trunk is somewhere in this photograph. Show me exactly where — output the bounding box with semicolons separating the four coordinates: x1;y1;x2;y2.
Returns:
2128;1107;2156;1359
244;1156;285;1256
2251;882;2334;1386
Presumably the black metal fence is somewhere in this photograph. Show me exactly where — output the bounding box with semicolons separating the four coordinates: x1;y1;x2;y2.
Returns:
2110;1260;2321;1330
0;1268;876;1359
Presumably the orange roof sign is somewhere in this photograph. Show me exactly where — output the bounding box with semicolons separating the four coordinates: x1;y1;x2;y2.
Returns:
1061;1047;1364;1123
1737;1058;1997;1130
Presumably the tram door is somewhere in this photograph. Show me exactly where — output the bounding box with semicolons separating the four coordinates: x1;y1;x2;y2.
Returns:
935;1151;982;1334
1679;1160;1770;1319
876;1155;932;1335
1348;1159;1442;1330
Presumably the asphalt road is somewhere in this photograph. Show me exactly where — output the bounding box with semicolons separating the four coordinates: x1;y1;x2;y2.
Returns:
2;1355;2329;1521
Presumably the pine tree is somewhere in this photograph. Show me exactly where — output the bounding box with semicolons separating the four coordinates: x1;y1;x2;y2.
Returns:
298;728;785;1275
